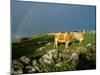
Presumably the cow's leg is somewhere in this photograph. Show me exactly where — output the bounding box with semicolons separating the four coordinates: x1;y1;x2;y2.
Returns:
55;40;58;48
65;41;69;48
54;40;58;48
54;41;56;48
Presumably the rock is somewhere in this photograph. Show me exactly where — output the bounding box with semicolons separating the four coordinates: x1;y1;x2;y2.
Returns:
39;53;53;64
57;49;70;61
34;65;40;72
42;40;48;43
63;49;70;53
37;47;45;51
49;49;58;59
68;51;79;64
55;62;63;67
12;60;18;65
39;49;58;64
45;42;51;46
11;65;23;75
77;47;87;53
56;53;62;62
37;41;42;44
87;43;92;47
12;60;24;68
25;66;36;73
32;60;37;66
32;60;40;72
58;53;62;58
19;56;31;64
37;41;48;44
87;44;96;53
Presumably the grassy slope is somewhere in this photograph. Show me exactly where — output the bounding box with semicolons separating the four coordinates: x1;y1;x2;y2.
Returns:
12;32;96;72
12;32;95;59
12;33;53;59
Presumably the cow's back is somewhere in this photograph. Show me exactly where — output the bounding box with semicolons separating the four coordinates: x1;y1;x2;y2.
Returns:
65;32;73;41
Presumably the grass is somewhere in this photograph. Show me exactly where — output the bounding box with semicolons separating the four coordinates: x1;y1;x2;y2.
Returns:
12;32;95;59
12;32;96;73
68;32;96;50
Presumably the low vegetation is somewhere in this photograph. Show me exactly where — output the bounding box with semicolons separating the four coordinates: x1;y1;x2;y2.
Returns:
11;32;96;74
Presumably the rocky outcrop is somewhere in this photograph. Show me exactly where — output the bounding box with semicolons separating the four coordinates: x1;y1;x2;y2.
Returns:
11;43;96;74
39;49;58;64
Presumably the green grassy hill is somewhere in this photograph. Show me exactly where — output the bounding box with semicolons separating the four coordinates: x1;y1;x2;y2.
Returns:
11;32;96;74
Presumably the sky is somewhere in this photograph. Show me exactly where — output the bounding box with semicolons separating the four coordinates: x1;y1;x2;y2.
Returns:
11;0;96;38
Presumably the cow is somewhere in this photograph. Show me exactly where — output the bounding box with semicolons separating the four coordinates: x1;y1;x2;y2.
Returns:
54;32;73;48
53;31;85;48
73;30;85;43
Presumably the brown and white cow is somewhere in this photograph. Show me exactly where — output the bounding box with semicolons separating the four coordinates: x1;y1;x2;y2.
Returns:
54;32;73;48
54;31;85;48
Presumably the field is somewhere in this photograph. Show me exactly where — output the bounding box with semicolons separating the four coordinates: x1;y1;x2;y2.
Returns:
11;32;96;74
